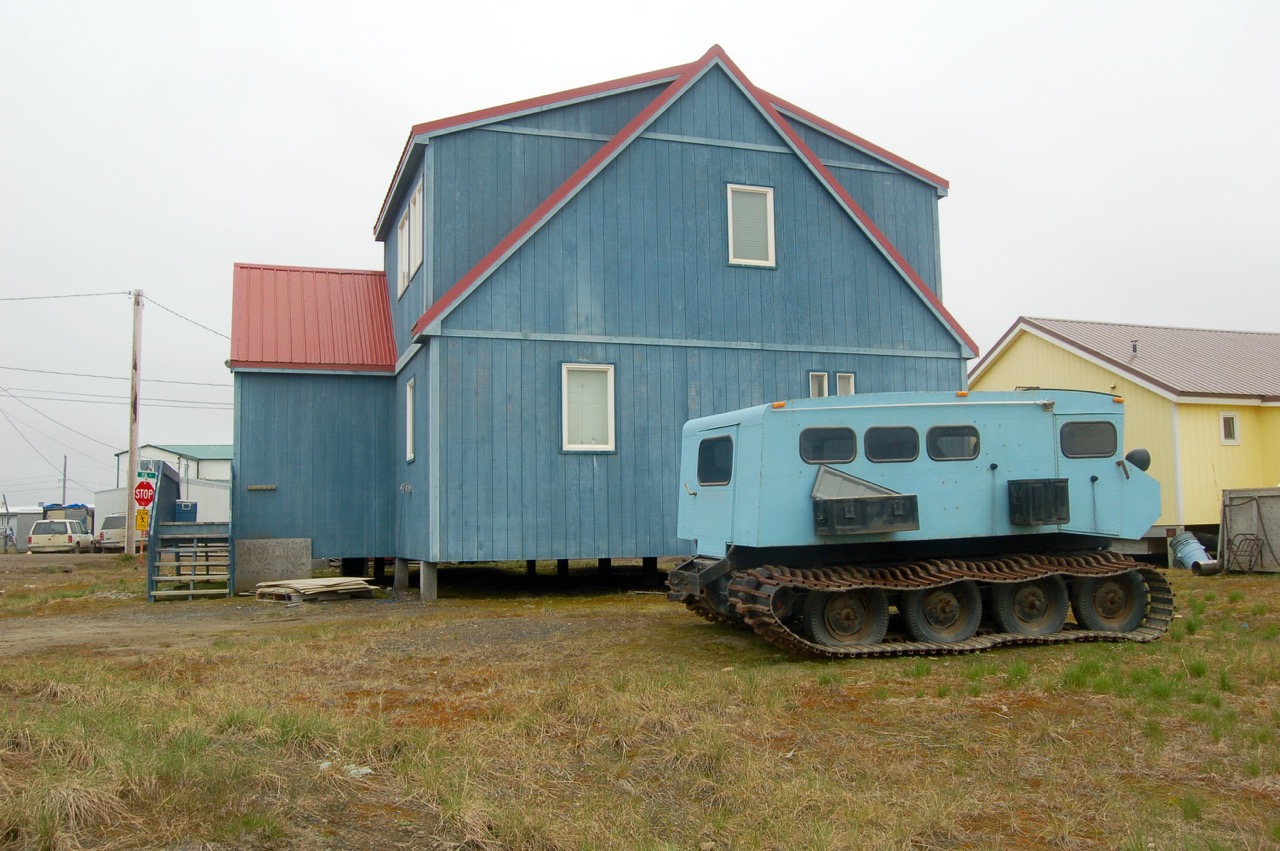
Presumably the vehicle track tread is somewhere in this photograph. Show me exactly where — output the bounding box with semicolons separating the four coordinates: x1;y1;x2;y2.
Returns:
723;552;1172;658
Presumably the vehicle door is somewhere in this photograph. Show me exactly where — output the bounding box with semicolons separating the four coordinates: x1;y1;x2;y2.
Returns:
681;425;738;557
1055;414;1122;537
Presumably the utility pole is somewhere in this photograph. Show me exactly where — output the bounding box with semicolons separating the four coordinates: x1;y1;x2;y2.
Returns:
61;456;67;505
125;290;143;555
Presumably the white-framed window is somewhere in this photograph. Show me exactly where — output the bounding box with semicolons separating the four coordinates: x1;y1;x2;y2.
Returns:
809;372;828;398
1221;411;1240;445
562;363;615;451
409;182;422;274
836;373;856;396
397;210;410;298
727;184;775;267
405;377;415;461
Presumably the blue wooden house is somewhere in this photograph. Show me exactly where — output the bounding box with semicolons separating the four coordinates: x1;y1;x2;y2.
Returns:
230;45;977;595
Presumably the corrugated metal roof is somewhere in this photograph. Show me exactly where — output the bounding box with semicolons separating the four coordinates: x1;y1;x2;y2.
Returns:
981;317;1280;400
230;264;395;372
113;444;232;460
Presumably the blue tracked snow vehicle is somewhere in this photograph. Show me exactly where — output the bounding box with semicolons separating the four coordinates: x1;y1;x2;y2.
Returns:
667;390;1174;657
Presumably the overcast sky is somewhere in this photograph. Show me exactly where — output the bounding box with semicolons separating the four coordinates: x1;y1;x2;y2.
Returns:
2;0;1276;507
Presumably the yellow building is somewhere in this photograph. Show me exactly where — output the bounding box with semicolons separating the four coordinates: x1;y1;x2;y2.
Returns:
969;318;1280;533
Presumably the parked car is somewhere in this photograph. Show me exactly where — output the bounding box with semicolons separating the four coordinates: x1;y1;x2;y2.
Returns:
28;519;93;554
96;513;127;553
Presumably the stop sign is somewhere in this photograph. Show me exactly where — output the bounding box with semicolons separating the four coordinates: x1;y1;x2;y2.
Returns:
134;480;155;508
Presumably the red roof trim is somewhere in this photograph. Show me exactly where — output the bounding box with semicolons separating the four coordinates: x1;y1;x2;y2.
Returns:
410;46;975;356
764;93;949;190
411;47;720;336
374;62;691;238
230;361;395;374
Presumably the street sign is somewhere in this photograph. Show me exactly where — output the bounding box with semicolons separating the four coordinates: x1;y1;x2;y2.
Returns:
134;508;150;532
134;480;155;508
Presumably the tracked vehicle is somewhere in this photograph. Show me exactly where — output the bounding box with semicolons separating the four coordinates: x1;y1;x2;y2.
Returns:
667;390;1173;657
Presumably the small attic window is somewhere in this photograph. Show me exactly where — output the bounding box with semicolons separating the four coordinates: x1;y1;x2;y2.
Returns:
727;184;775;267
1221;412;1240;445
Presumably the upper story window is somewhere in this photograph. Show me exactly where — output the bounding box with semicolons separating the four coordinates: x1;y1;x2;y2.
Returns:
927;425;980;461
1060;421;1117;458
809;372;828;398
727;184;775;267
1220;412;1240;445
835;373;855;396
865;427;919;463
562;364;615;452
405;377;416;462
409;183;423;274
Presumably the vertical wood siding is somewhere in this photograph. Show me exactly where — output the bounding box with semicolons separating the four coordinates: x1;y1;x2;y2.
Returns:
233;373;394;557
430;336;962;562
1177;404;1269;524
505;85;668;135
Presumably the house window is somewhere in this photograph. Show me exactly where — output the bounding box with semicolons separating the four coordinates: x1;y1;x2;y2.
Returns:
836;373;856;396
397;210;410;298
697;436;734;486
405;377;415;461
727;184;775;266
562;364;615;451
809;372;828;398
409;183;422;275
1221;412;1240;445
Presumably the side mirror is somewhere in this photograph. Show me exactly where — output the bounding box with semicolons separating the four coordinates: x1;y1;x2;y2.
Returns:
1124;448;1151;472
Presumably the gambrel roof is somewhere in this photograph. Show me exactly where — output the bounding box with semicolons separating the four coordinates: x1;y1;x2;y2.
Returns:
379;45;976;356
230;264;396;373
970;317;1280;402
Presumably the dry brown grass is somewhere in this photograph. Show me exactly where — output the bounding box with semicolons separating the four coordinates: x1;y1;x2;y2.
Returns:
1;558;1279;849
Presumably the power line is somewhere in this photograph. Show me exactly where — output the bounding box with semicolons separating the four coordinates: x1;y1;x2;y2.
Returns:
143;295;230;340
4;393;231;410
0;409;118;470
0;365;231;388
0;409;92;491
0;291;131;302
3;387;230;405
0;386;118;449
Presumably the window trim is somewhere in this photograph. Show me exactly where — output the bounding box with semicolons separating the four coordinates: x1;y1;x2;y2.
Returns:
835;373;855;396
809;371;828;398
561;363;616;452
1059;421;1118;459
726;183;776;267
1220;411;1240;445
409;182;422;275
405;377;415;462
396;209;410;299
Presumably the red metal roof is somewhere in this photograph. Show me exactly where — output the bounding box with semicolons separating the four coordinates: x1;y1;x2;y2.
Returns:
407;45;976;356
230;264;395;372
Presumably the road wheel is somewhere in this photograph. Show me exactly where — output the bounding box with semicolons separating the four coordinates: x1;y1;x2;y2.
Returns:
992;575;1068;636
802;588;889;647
1071;571;1147;632
902;581;981;643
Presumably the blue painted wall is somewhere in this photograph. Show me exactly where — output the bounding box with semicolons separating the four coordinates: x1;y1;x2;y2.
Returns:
233;372;394;557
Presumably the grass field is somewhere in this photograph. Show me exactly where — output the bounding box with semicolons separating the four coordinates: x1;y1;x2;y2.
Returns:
1;555;1278;850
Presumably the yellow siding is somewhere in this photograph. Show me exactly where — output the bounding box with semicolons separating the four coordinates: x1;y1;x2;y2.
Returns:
1177;405;1277;523
1262;408;1280;486
971;332;1178;523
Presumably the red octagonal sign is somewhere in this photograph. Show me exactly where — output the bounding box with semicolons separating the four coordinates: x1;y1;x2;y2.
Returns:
134;480;156;508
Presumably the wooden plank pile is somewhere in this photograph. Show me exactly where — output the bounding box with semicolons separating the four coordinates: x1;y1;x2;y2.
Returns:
255;577;377;603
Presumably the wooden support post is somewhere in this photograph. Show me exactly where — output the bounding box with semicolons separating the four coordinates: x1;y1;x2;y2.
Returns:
372;557;387;584
557;558;569;579
525;559;537;577
419;560;437;601
394;557;409;590
598;557;612;575
643;556;659;587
